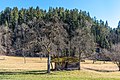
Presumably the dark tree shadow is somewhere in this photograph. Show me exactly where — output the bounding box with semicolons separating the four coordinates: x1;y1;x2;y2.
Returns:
0;70;53;75
83;67;118;72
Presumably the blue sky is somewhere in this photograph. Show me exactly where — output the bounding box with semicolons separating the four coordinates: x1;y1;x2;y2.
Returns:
0;0;120;28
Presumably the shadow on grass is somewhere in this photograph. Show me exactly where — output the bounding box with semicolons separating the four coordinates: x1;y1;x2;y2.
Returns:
83;67;118;72
0;70;52;75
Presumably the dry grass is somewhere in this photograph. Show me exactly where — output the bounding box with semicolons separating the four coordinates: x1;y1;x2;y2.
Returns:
0;56;49;70
81;60;119;72
0;56;119;72
0;56;120;80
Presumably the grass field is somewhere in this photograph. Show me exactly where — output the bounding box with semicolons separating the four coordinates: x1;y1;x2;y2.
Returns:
0;56;120;80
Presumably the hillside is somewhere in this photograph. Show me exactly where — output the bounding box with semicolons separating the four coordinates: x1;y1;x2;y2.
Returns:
0;7;117;57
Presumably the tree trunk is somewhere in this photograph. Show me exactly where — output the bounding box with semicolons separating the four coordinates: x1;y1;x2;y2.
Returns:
65;62;68;70
69;40;71;56
93;60;96;64
78;48;81;70
57;47;60;70
24;55;26;63
51;62;53;70
118;62;120;71
119;66;120;71
39;53;42;61
23;50;26;64
103;61;105;64
47;53;51;73
78;54;81;70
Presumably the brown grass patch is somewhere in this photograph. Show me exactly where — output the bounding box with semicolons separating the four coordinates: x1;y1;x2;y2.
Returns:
81;60;119;72
0;56;49;70
0;56;119;72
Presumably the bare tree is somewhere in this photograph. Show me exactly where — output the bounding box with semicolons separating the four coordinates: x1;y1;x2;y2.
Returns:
21;23;37;63
72;27;95;70
103;44;120;71
33;17;68;73
0;24;13;56
13;23;36;63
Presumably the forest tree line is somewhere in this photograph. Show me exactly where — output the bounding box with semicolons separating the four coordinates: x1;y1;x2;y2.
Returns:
0;7;120;60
